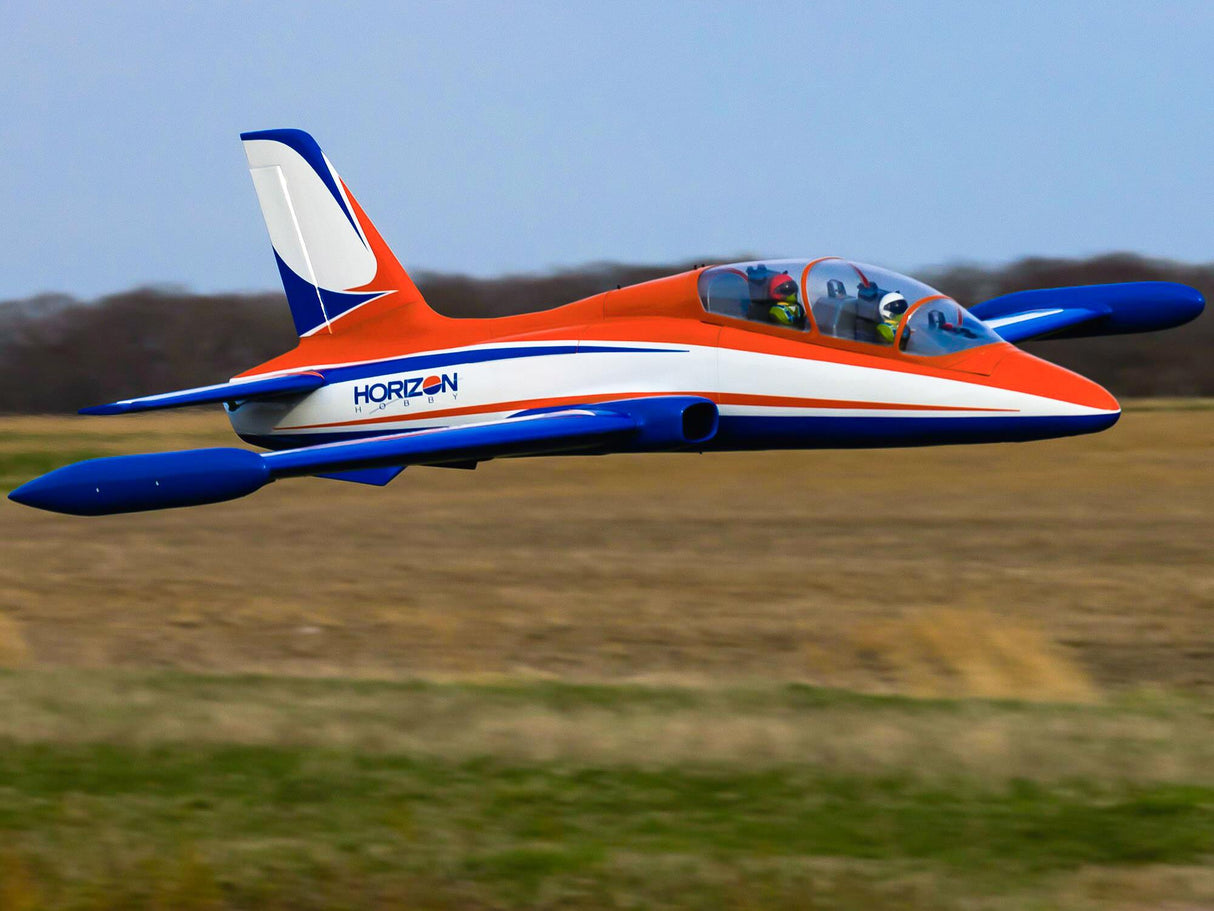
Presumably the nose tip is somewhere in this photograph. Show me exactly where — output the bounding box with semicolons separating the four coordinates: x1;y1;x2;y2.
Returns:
993;348;1120;413
7;473;70;514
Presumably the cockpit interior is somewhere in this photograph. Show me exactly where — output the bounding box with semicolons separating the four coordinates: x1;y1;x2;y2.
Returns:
697;258;1001;357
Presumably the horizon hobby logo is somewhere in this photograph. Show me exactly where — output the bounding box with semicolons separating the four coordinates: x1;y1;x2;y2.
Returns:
352;372;459;406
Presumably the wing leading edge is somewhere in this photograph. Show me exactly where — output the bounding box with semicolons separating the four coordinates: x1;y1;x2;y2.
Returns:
79;372;327;415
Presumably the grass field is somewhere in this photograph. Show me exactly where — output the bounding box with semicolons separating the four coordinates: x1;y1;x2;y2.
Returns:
3;673;1214;909
0;405;1212;908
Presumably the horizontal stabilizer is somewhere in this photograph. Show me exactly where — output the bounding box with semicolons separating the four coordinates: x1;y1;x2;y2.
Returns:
971;282;1204;344
80;372;326;415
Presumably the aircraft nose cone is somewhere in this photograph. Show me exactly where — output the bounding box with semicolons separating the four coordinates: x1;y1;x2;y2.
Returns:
988;347;1120;437
993;347;1120;412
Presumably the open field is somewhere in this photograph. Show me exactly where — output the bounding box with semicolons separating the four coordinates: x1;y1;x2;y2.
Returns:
1;404;1212;692
0;405;1212;908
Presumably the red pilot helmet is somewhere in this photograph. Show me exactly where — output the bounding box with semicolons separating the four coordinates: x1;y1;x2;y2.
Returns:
768;273;798;302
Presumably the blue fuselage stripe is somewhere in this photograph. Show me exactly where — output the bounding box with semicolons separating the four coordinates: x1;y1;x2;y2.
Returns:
308;345;684;384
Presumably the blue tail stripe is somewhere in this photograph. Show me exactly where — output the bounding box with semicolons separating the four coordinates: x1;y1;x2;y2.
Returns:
274;251;386;336
241;128;363;242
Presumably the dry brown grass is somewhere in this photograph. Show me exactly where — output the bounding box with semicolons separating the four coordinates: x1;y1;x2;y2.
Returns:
1;403;1211;695
1055;864;1214;911
847;608;1097;701
0;612;30;668
2;669;1213;784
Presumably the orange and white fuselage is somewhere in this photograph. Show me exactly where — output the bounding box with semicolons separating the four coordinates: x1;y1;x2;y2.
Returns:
227;265;1121;453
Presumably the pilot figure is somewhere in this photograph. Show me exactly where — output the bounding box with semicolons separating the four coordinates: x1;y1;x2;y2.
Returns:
876;292;909;344
746;265;806;328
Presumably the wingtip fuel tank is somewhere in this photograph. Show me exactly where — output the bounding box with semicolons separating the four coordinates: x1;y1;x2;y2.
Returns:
7;448;272;516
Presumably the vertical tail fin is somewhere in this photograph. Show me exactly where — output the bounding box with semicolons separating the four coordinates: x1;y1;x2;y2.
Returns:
240;129;431;337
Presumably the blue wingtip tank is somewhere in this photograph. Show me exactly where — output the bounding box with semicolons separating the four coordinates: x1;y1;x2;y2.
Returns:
7;449;272;516
970;281;1205;343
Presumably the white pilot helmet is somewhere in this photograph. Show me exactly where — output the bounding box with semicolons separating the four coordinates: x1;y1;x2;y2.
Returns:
878;292;909;323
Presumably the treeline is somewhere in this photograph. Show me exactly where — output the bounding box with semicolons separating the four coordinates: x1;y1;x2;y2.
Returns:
0;253;1209;413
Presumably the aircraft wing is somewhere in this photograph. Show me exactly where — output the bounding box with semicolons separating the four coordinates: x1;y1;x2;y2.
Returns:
78;371;327;415
10;396;717;516
971;281;1203;344
261;408;638;478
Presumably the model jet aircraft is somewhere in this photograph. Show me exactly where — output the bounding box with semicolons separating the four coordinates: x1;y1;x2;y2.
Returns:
9;129;1205;516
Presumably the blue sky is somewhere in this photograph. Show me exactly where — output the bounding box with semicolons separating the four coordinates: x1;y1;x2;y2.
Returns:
2;1;1210;300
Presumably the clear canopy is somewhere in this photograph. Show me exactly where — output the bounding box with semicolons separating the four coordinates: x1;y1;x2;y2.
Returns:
900;298;1002;357
697;258;1001;357
698;259;811;330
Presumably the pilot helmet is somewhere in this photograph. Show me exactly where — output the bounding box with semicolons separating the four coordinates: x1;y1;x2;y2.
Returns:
878;292;909;323
768;273;798;302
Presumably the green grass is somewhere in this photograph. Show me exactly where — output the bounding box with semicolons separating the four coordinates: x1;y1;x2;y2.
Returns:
3;743;1214;909
3;672;1214;909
